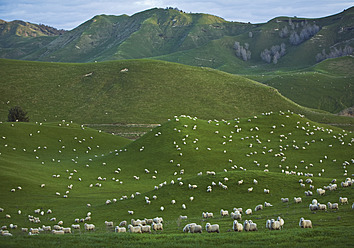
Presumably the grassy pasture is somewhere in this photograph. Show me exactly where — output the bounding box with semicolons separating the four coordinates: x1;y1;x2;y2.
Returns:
0;112;353;247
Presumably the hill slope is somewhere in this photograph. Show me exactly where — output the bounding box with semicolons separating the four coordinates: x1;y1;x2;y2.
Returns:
0;113;353;246
1;7;353;71
0;59;353;128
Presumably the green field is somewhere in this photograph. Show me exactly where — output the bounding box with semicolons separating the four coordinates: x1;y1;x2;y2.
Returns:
0;112;353;247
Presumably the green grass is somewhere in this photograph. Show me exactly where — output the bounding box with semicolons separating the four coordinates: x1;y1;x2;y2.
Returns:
0;112;353;247
0;58;353;130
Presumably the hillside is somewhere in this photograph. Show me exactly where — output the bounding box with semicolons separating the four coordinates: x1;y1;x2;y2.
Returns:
0;59;353;130
244;56;354;114
0;7;353;71
0;113;353;246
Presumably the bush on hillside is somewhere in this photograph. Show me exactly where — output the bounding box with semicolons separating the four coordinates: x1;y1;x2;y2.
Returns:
8;106;29;122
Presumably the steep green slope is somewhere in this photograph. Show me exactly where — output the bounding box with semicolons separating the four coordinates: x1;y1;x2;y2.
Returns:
0;59;353;128
245;56;354;114
0;113;353;246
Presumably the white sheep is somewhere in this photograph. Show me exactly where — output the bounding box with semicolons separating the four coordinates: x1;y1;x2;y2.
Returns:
245;209;252;215
71;224;80;229
339;197;348;205
248;187;253;193
152;222;163;231
119;221;127;226
255;204;263;211
294;197;302;203
84;223;95;231
277;217;284;228
231;211;242;220
270;219;281;230
220;209;229;216
205;223;220;233
128;224;142;233
105;221;114;227
281;198;289;203
115;226;126;233
52;230;64;235
309;204;318;211
62;227;71;233
140;224;151;233
299;217;312;228
233;220;243;232
317;203;327;210
327;202;339;210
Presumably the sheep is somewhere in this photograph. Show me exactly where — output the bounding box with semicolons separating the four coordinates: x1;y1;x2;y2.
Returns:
22;228;28;232
294;197;302;203
281;198;289;203
128;210;134;215
255;204;263;211
153;217;163;224
71;224;80;229
317;203;327;211
151;222;163;231
339;197;348;205
119;221;127;226
140;224;151;233
245;209;252;215
205;223;220;233
115;226;126;233
299;217;312;228
171;200;176;204
277;217;284;228
127;224;141;233
220;209;229;216
264;202;273;207
179;215;188;220
62;227;71;233
183;223;194;233
182;204;186;209
84;223;95;231
316;188;326;196
264;189;270;194
243;220;257;231
30;228;39;234
192;225;203;233
145;219;153;225
52;230;65;235
327;202;339;210
352;203;354;209
233;220;243;232
231;211;242;220
270;219;281;230
309;204;318;211
248;187;253;193
105;221;114;227
265;219;271;229
42;225;51;231
53;225;62;230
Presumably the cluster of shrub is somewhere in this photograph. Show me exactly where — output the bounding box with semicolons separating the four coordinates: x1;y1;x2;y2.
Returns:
279;19;320;45
315;45;353;62
260;43;286;64
234;41;251;61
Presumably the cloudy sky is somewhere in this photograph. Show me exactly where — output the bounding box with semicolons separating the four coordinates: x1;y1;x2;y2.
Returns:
0;0;353;30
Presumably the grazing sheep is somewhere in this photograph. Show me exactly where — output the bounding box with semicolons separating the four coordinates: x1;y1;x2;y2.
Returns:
220;209;229;216
264;189;270;194
255;204;263;211
231;211;242;220
119;221;127;226
42;225;51;231
281;198;289;203
192;224;202;233
327;202;339;210
153;217;163;224
62;227;71;233
316;188;326;196
249;220;258;231
270;219;281;230
22;228;28;232
105;221;114;227
299;217;312;228
233;220;243;232
245;209;252;215
52;230;65;235
183;223;194;233
205;223;220;233
179;215;188;220
53;225;62;230
151;222;163;231
277;217;284;228
84;223;95;231
309;204;318;211
248;187;253;193
339;197;348;205
140;224;151;233
317;203;327;211
128;224;142;233
71;224;80;229
30;228;39;234
115;226;126;233
294;197;302;203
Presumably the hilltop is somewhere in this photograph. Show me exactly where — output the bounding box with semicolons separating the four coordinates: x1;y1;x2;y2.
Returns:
0;59;353;131
0;7;353;71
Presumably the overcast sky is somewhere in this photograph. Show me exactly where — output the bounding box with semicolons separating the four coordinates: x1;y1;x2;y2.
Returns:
0;0;353;30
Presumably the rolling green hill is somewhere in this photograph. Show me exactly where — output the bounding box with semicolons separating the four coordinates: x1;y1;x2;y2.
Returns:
0;113;353;247
0;58;353;130
1;7;353;72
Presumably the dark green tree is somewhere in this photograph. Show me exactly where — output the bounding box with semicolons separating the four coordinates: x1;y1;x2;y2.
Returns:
8;106;29;122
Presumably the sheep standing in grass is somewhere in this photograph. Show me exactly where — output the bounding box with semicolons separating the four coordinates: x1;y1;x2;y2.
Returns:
119;221;127;226
299;218;312;228
220;209;229;216
281;198;289;203
327;202;339;210
270;219;281;230
71;224;80;229
128;224;142;233
105;221;114;227
140;224;151;233
84;223;95;231
245;209;252;215
52;230;64;235
233;220;243;232
255;204;263;211
277;217;284;229
115;226;126;232
152;222;163;231
205;223;220;233
294;197;302;203
339;197;348;205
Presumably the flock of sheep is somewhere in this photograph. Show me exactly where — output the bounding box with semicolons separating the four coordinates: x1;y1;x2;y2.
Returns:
0;111;353;237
